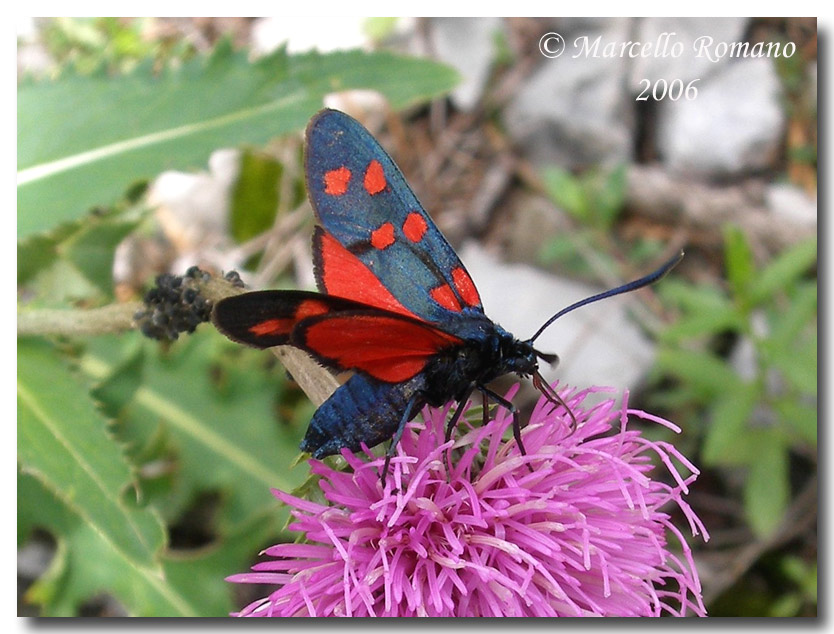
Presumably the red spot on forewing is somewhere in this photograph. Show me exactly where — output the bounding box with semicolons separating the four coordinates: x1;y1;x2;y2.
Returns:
370;223;395;250
249;318;293;337
402;212;428;243
295;299;329;320
452;267;481;307
316;229;419;319
301;314;461;382
363;160;386;195
246;299;329;339
324;166;351;195
430;284;462;312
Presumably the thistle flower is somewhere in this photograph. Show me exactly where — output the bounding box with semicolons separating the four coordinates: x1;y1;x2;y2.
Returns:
228;384;708;617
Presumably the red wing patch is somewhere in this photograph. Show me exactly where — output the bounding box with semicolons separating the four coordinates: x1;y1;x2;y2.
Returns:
297;313;461;382
370;222;395;250
248;318;292;338
324;166;351;196
364;160;387;195
315;228;420;319
430;284;462;312
402;212;428;243
247;298;329;338
452;267;481;307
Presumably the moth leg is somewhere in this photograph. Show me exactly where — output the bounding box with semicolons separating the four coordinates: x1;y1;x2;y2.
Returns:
440;385;476;480
478;386;533;471
444;385;476;444
381;391;424;484
482;390;489;427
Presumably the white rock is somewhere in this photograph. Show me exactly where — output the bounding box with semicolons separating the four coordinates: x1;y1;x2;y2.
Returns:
766;183;817;229
629;17;748;90
148;148;239;250
657;57;784;176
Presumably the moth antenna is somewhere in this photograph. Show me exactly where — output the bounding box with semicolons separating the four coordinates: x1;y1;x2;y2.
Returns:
527;250;683;344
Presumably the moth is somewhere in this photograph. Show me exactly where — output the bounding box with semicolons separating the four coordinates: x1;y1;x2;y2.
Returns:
212;109;681;477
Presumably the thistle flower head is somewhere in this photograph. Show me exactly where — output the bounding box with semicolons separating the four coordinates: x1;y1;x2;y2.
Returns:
229;384;708;617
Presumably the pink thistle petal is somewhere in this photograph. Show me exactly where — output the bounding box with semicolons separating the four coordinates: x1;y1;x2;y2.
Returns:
230;383;708;617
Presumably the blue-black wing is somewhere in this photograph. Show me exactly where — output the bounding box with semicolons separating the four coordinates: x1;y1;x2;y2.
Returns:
305;109;491;337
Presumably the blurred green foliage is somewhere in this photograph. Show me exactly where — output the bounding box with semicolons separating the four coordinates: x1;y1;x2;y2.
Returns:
37;17;192;75
653;227;816;540
538;164;664;277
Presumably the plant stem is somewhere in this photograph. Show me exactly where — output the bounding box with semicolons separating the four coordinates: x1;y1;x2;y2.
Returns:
17;274;339;407
17;303;141;337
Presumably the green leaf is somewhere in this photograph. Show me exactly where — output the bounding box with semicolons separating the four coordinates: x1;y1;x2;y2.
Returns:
723;224;756;307
19;472;198;616
659;278;735;315
17;339;166;570
655;347;743;399
593;164;626;229
80;332;310;530
750;237;817;304
18;202;144;295
744;433;789;538
90;342;145;418
540;166;586;220
162;512;280;616
18;44;460;238
61;212;141;295
767;281;817;351
773;397;817;448
767;329;816;396
17;221;81;286
702;382;758;465
661;307;745;341
229;149;297;243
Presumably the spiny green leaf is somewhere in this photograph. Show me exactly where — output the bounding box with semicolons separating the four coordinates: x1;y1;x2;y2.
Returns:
18;201;145;294
17;339;166;570
19;472;198;616
18;45;459;238
61;213;141;295
80;332;310;530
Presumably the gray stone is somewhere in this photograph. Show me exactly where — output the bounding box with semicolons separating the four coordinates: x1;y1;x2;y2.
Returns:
629;17;749;90
657;57;785;176
430;17;504;111
504;19;633;167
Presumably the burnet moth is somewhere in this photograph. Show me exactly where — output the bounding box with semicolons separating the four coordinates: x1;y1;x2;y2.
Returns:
212;109;682;479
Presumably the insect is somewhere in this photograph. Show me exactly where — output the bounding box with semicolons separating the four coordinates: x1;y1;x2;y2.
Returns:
212;109;682;479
